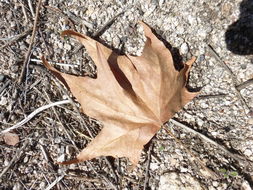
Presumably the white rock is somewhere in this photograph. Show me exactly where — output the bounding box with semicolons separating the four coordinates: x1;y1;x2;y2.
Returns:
196;118;204;127
64;43;72;51
212;181;219;187
57;154;65;162
58;42;63;49
177;26;185;35
188;15;197;25
211;131;218;137
200;102;209;109
23;156;29;163
150;163;159;171
0;97;8;106
4;159;9;166
197;28;207;38
13;182;22;190
180;42;189;54
180;167;188;173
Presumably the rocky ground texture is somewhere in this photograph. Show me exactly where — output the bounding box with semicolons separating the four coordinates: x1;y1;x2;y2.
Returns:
0;0;253;189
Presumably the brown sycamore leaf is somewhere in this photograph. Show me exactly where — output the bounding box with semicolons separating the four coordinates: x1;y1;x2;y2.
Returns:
42;22;198;166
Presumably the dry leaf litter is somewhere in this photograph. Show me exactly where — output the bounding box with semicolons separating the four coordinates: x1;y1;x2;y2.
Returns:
0;0;253;190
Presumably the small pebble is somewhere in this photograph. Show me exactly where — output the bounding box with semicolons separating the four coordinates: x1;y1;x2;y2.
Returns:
244;149;252;157
0;97;8;106
180;42;189;54
180;167;188;172
4;159;9;166
54;138;61;144
241;181;251;190
13;182;22;190
64;43;72;51
57;154;65;162
39;182;46;189
248;118;253;125
150;163;159;171
23;156;29;163
212;181;219;187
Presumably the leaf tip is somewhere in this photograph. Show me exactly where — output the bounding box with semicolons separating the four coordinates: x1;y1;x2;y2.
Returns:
185;56;197;67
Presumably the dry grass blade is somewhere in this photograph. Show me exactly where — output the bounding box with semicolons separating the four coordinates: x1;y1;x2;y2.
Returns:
45;175;65;190
0;100;71;135
236;78;253;91
207;44;250;112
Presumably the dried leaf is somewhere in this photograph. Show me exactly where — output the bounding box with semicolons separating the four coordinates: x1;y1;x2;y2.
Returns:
42;22;198;166
3;132;19;146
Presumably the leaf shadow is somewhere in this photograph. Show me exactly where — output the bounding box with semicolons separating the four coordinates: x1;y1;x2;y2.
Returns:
225;0;253;55
146;27;184;71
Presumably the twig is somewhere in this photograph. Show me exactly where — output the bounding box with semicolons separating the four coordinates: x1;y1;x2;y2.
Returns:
0;27;32;49
65;11;93;29
45;175;65;190
20;3;28;24
165;120;219;179
0;100;71;135
30;58;79;68
207;45;236;80
143;143;153;190
18;0;42;84
0;80;11;95
40;144;49;161
93;10;125;38
170;119;249;164
236;78;253;91
207;45;250;111
45;6;77;30
196;93;227;100
0;140;29;179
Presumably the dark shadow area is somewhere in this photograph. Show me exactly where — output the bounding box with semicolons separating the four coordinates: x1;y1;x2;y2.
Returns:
225;0;253;55
107;52;136;96
148;27;184;71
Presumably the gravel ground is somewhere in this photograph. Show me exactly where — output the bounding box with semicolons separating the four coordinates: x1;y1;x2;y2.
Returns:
0;0;253;189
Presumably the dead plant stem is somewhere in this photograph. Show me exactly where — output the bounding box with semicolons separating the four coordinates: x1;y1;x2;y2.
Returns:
207;44;250;112
0;100;71;135
18;0;42;84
